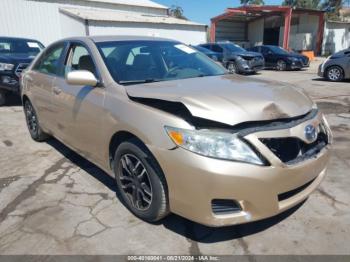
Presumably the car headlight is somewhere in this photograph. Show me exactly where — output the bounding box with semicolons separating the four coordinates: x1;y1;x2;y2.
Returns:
288;57;298;62
236;56;247;64
0;63;15;71
165;126;264;165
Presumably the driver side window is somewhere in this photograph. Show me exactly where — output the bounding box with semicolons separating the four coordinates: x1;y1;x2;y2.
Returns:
64;44;97;77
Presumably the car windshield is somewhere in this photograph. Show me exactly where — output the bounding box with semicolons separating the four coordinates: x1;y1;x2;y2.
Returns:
0;38;44;56
97;40;226;85
220;43;245;53
268;46;290;55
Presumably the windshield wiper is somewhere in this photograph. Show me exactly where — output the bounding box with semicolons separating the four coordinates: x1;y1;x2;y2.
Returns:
119;79;162;85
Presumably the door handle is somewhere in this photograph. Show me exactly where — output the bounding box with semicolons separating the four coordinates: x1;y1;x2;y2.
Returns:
53;86;62;95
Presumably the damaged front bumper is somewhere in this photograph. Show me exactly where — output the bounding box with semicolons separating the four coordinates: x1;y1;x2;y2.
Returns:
148;110;332;227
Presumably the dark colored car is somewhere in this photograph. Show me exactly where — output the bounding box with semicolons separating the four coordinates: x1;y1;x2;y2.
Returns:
249;45;309;71
318;48;350;82
199;42;264;74
191;45;223;63
0;37;44;105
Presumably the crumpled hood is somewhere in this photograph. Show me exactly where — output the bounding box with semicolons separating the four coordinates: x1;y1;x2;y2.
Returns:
126;75;313;126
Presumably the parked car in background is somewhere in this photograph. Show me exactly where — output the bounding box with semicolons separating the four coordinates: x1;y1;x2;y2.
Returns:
249;45;309;71
0;37;44;105
191;45;223;63
21;36;332;227
318;48;350;82
199;42;264;74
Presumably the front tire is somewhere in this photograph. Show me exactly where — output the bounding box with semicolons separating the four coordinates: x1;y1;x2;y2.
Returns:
114;139;169;222
326;66;344;82
276;60;287;71
227;62;238;74
24;100;49;142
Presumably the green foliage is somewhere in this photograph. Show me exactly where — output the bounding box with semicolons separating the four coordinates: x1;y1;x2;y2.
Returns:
282;0;321;9
169;5;188;20
240;0;265;5
321;0;343;20
282;0;344;21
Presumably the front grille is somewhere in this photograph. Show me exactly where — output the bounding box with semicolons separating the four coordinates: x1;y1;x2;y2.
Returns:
260;130;328;164
15;63;29;77
278;177;316;201
212;199;241;215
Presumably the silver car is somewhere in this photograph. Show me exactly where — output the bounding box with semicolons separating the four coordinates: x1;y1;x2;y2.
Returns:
318;48;350;81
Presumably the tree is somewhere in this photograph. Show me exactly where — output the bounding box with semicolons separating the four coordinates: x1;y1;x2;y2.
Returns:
240;0;265;5
169;5;187;20
321;0;343;20
282;0;321;9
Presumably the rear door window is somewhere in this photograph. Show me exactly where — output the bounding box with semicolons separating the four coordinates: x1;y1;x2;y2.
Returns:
34;43;65;76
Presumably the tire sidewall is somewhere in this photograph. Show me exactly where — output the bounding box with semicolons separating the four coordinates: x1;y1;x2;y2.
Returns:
277;60;286;71
24;100;39;139
114;140;168;222
24;100;48;141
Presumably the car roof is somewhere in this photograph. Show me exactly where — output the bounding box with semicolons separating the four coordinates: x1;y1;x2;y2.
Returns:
60;35;180;44
0;36;42;42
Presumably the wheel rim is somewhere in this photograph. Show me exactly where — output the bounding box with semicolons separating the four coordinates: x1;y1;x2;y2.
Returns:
25;103;38;134
277;61;285;71
328;68;341;81
228;63;236;73
118;154;153;211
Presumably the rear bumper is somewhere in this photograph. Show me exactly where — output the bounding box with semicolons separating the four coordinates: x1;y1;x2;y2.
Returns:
318;64;324;78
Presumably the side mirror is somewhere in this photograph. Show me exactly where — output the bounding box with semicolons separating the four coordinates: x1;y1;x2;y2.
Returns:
66;70;98;87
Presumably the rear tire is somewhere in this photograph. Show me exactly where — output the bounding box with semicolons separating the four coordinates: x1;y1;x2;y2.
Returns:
24;100;49;142
114;139;169;222
0;90;6;106
326;66;344;82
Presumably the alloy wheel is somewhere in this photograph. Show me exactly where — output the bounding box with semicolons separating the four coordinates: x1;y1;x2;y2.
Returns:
327;67;342;81
276;60;286;71
118;154;153;211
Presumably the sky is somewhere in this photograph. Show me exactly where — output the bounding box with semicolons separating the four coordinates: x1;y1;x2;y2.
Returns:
154;0;282;25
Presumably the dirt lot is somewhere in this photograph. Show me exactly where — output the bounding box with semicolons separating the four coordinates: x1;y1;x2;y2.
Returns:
0;58;349;255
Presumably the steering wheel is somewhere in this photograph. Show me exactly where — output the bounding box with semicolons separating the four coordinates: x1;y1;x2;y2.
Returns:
165;66;182;78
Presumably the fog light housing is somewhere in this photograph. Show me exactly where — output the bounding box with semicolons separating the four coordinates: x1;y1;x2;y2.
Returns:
212;199;242;215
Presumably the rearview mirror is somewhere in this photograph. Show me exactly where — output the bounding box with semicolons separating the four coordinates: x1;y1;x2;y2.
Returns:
66;70;98;87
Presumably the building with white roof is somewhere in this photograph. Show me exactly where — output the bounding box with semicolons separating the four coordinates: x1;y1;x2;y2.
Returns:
0;0;207;45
